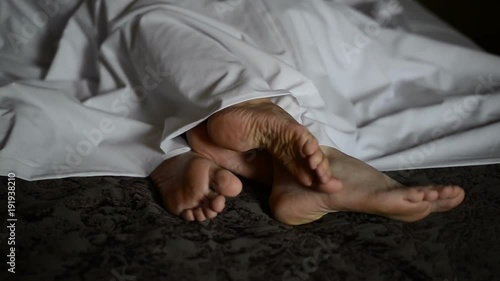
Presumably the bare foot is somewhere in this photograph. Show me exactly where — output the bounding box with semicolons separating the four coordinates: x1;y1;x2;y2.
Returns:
187;123;274;185
206;99;341;192
151;151;242;222
270;146;466;225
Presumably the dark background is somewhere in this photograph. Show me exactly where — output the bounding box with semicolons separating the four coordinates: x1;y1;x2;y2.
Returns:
416;0;500;55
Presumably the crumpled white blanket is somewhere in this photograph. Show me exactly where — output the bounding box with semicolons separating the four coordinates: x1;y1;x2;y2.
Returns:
0;0;499;180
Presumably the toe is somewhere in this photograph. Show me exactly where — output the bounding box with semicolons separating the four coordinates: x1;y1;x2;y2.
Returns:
210;195;226;213
203;207;218;219
302;136;319;157
401;187;426;203
193;207;207;221
296;168;313;187
438;185;455;198
308;150;324;170
431;186;465;212
421;186;440;201
211;168;242;197
316;157;333;184
182;210;195;221
419;185;464;202
451;186;465;199
439;185;464;199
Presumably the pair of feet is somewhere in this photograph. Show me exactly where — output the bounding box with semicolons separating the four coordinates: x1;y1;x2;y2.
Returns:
151;99;465;225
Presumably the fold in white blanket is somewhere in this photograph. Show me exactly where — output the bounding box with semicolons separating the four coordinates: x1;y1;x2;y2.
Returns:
0;0;499;180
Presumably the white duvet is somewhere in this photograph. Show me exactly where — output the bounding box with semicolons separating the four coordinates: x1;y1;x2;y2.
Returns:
0;0;499;180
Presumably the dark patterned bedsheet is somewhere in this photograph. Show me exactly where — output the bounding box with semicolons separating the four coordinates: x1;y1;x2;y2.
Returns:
1;165;500;281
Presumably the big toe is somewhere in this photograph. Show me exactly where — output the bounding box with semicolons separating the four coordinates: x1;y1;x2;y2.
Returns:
211;168;242;197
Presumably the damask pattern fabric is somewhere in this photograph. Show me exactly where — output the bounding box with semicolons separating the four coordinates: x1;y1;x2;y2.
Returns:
2;164;499;281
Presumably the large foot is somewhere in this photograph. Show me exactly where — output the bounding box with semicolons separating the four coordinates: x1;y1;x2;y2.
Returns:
270;147;465;225
151;151;243;222
187;123;274;185
206;99;341;192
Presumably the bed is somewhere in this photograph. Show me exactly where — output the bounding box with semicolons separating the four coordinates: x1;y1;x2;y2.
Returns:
2;164;500;280
1;1;500;280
